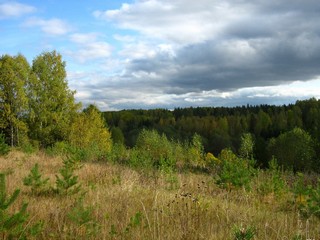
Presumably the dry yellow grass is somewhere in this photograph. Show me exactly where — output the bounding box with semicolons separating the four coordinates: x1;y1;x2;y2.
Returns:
1;150;319;239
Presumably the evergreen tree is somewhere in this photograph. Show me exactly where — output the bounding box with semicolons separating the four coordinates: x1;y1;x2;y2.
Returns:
23;163;49;195
0;173;43;238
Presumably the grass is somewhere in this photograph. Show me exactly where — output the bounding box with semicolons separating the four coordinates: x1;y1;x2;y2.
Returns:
1;150;319;239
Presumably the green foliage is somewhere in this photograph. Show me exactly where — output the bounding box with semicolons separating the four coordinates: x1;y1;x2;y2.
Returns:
19;140;39;155
68;105;112;161
46;141;72;157
0;54;30;147
186;133;206;169
291;234;303;240
232;224;256;240
28;51;80;147
108;143;129;164
292;173;309;206
55;157;81;195
0;173;43;239
124;211;143;234
128;147;154;169
68;196;100;237
0;133;10;156
268;128;315;171
104;99;320;172
160;156;179;190
111;127;125;145
291;173;320;219
216;149;255;191
239;133;254;159
306;179;320;219
258;157;287;196
135;129;176;169
23;163;49;195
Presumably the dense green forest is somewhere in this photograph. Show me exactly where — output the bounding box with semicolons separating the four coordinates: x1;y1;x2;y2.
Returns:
104;98;320;172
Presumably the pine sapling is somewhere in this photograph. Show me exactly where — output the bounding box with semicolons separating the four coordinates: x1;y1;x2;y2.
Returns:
67;196;100;237
55;157;81;195
0;173;43;239
23;163;49;195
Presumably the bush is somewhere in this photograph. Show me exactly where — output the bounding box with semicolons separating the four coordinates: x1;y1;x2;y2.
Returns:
215;149;255;191
257;157;287;196
135;129;176;169
0;133;10;156
46;141;72;157
107;143;129;164
128;148;154;169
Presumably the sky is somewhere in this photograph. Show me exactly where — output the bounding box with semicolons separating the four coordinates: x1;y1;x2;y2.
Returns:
1;0;320;111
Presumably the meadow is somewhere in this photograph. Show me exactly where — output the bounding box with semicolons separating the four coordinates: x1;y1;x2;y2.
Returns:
1;150;319;240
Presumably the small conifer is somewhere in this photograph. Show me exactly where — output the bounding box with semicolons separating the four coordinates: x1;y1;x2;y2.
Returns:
23;163;49;195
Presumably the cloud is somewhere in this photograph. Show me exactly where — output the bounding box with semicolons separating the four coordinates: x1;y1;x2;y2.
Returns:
0;2;35;19
68;66;320;111
67;33;112;63
71;0;320;110
92;0;320;94
95;0;225;45
24;17;72;35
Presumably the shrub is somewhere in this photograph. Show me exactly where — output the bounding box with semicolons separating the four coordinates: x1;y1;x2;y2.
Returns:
257;157;287;196
135;129;176;169
128;147;154;169
215;149;255;191
0;133;10;156
306;178;320;219
107;143;129;164
67;196;100;237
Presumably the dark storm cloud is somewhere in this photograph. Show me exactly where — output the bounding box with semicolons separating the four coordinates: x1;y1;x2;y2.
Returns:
121;0;320;94
85;0;320;110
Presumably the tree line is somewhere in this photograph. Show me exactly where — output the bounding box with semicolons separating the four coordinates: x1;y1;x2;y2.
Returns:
104;98;320;172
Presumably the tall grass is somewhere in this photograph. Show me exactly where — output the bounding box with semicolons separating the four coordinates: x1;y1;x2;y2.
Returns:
0;150;319;239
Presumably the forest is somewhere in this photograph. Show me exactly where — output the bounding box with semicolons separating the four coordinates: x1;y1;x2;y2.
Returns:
104;98;320;172
1;52;320;239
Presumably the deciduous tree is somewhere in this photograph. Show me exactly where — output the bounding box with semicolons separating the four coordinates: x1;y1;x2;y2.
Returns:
0;54;29;146
28;51;79;146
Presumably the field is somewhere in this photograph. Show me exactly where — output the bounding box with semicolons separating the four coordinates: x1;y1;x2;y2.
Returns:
1;150;319;240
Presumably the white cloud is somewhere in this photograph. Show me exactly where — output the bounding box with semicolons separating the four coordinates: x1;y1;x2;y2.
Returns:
0;2;35;19
70;33;100;44
67;33;112;63
95;0;244;45
24;17;72;35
